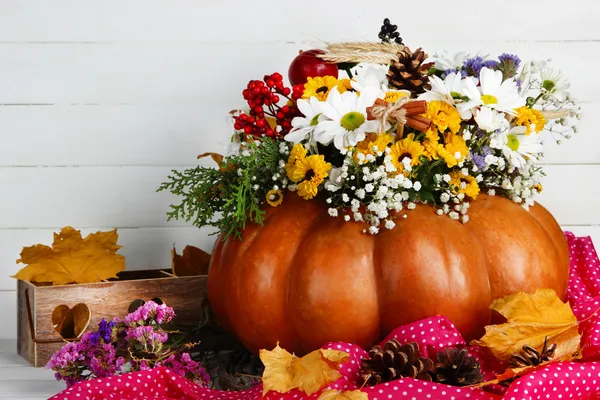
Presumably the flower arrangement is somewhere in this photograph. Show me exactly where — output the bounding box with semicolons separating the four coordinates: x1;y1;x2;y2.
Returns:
159;19;581;236
46;300;210;387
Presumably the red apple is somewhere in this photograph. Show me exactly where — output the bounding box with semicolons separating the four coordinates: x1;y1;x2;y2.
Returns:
288;49;339;86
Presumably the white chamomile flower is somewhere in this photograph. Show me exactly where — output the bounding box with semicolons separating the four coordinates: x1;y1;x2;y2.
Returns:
431;50;470;71
463;67;525;114
286;97;322;143
473;107;508;132
315;87;381;151
502;126;544;170
351;63;389;92
419;73;478;119
540;67;571;99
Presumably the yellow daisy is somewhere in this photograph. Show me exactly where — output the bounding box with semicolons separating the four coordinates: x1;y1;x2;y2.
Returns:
354;133;394;164
265;189;283;207
449;171;480;199
513;106;546;135
303;76;339;101
422;100;462;135
384;90;411;103
389;133;426;175
285;143;308;180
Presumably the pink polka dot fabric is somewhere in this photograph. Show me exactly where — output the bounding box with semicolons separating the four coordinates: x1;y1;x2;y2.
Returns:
51;233;600;400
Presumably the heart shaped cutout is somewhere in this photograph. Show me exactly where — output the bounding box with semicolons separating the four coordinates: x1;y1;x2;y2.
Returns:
127;297;164;313
51;303;91;339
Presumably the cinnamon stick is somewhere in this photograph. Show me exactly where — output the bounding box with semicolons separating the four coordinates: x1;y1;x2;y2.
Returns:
405;115;432;132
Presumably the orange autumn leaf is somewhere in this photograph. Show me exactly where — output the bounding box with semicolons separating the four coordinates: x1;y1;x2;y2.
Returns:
12;226;125;285
318;389;368;400
471;289;581;361
171;245;210;277
260;343;349;396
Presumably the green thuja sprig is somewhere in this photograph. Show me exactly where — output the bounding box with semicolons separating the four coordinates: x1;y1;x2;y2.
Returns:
158;138;283;239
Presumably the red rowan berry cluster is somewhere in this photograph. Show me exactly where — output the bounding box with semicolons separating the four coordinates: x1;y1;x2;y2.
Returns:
233;72;300;139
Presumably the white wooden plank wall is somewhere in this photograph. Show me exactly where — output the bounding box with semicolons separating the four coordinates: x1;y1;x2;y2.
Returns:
0;0;598;340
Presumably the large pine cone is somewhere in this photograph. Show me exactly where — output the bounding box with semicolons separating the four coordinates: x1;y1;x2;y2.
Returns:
387;47;434;95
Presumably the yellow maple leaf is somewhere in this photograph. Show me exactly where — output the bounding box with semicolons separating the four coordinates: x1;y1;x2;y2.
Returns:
12;226;125;285
471;288;581;361
318;389;368;400
260;343;349;396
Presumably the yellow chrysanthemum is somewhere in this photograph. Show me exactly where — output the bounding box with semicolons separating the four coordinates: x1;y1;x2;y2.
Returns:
285;143;308;180
389;133;426;175
337;78;355;94
441;133;469;167
533;183;543;193
289;154;332;200
265;189;283;207
422;100;462;135
514;106;546;135
449;171;480;199
423;140;441;160
384;90;411;103
303;76;339;101
354;133;394;164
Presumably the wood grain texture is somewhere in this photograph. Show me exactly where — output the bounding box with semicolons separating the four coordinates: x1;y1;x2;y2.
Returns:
17;272;207;367
0;0;598;42
0;41;595;104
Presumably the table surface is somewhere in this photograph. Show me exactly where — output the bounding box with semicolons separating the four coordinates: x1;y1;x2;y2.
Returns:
0;340;64;400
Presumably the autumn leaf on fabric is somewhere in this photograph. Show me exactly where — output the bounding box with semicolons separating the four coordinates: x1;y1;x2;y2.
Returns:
12;226;125;285
471;289;580;361
318;389;368;400
260;343;349;396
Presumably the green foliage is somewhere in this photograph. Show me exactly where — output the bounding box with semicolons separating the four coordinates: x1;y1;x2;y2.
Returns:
158;138;283;239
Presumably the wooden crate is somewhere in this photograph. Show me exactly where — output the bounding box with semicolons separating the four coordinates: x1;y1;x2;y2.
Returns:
17;269;207;367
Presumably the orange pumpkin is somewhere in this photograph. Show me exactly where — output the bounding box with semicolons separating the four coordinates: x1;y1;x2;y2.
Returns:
207;193;569;355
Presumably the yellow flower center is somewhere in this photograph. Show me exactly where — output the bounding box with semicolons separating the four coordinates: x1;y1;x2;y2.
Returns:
340;111;365;131
481;94;498;105
507;134;520;151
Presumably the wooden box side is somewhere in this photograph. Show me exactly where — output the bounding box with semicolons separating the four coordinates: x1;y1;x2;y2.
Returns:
32;274;207;340
17;279;35;365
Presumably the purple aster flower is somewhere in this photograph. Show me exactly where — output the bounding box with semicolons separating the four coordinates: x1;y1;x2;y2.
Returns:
483;60;499;69
441;68;468;79
497;53;521;79
161;352;210;387
126;325;169;354
463;56;485;76
470;146;492;170
87;318;118;345
45;342;87;387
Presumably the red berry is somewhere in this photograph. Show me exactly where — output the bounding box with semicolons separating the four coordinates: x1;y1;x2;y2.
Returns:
252;88;260;95
254;106;262;114
256;119;266;128
266;79;275;88
272;72;283;82
271;95;280;103
244;126;253;134
234;123;241;130
277;112;284;119
282;105;290;113
261;87;269;95
282;87;291;96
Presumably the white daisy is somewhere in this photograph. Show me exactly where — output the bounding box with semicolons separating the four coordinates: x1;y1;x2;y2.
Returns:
315;87;381;150
431;50;470;71
540;67;571;99
351;63;389;92
285;97;322;143
473;107;508;132
502;126;543;170
462;67;525;114
419;72;478;119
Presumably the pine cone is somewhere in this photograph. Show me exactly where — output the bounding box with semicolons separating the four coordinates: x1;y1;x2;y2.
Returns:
509;337;557;368
387;48;434;95
360;340;434;386
433;347;483;386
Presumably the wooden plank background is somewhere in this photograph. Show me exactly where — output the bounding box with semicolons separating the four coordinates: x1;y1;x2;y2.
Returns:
0;0;598;339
